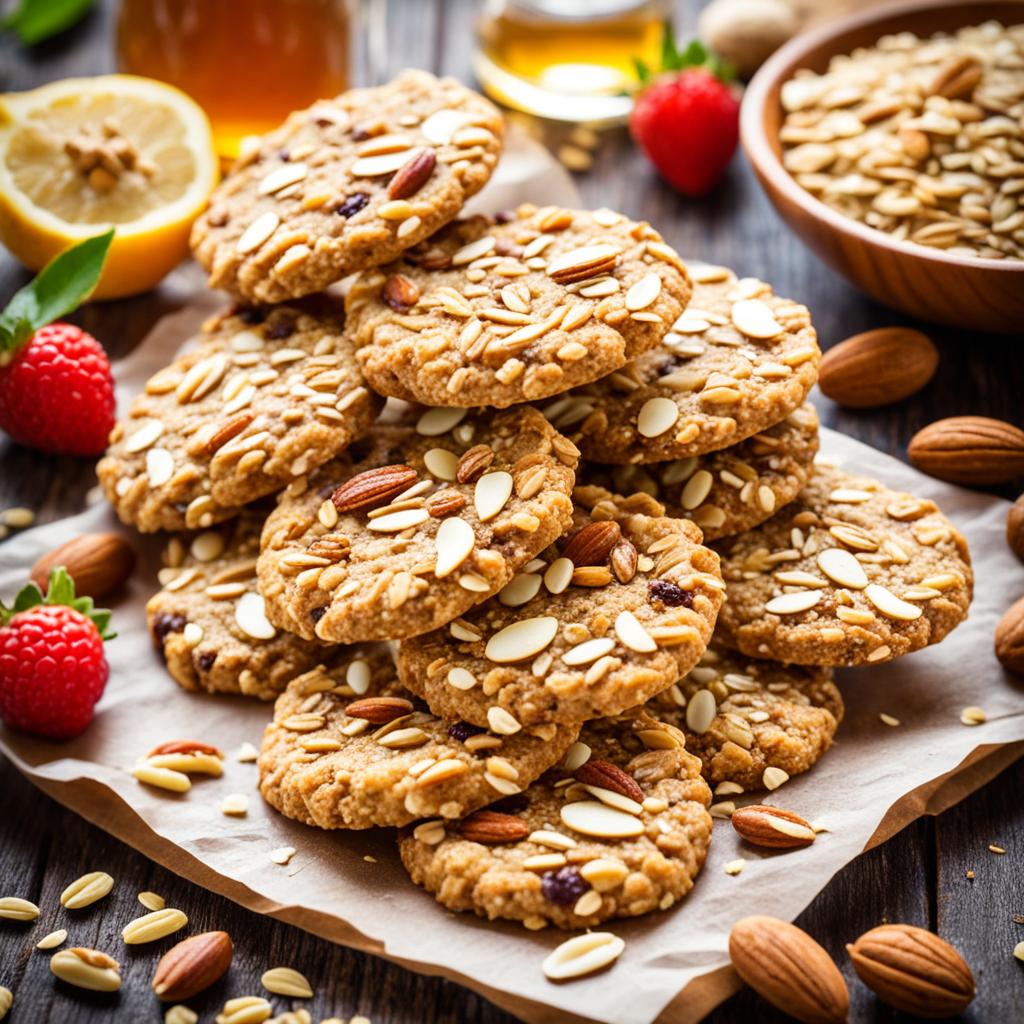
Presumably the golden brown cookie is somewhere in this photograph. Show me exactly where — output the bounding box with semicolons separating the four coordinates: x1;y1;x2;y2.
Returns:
98;300;380;533
257;407;578;643
543;263;820;463
398;712;712;930
345;204;692;408
191;70;503;302
715;465;973;666
397;501;724;730
259;646;579;829
646;643;842;790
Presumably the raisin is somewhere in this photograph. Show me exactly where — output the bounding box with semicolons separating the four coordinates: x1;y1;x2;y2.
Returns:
310;606;327;625
448;721;486;743
196;651;216;672
648;580;694;607
235;306;266;325
336;192;369;218
266;317;296;340
151;613;186;653
541;867;589;906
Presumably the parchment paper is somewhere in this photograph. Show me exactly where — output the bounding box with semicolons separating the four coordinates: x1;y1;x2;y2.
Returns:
1;129;1023;1024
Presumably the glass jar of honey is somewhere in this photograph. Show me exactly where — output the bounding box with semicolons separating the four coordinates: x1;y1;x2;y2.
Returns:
116;0;352;162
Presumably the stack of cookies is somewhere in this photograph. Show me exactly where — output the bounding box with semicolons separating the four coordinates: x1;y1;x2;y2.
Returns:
97;70;974;935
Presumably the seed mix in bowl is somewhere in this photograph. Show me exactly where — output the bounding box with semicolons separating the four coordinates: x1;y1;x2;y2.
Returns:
779;20;1024;260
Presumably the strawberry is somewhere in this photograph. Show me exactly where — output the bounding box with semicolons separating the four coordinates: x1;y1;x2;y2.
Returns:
0;230;115;456
0;567;114;740
630;32;740;198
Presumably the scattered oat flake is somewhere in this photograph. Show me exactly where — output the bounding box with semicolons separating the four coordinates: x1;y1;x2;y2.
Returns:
237;741;259;762
724;859;746;876
879;713;900;727
270;846;296;865
989;844;1006;855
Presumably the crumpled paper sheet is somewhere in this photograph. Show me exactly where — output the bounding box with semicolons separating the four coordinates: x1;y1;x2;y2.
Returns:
2;128;1023;1024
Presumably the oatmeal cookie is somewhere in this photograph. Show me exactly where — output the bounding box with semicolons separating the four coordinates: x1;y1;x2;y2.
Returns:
259;645;579;829
646;643;842;790
544;262;820;464
345;204;692;408
715;465;973;666
257;406;577;643
147;513;332;700
98;300;380;533
398;712;712;930
578;403;819;542
191;70;503;303
397;501;724;730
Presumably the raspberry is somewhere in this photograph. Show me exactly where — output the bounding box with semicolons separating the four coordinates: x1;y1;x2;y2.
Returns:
0;322;115;456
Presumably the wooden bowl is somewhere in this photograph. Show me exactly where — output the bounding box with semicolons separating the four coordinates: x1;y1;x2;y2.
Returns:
741;0;1024;334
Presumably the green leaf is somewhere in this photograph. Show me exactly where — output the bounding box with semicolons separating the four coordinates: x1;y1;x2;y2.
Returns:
0;567;115;639
632;57;652;85
0;229;113;356
2;0;94;45
661;20;680;71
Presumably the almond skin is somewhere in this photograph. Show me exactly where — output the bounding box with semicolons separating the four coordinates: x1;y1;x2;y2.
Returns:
575;759;645;803
1007;494;1024;563
382;274;420;311
731;805;816;849
31;532;136;600
331;465;418;513
908;416;1024;485
458;810;529;844
995;594;1024;674
847;923;975;1018
561;521;621;567
152;931;232;1002
387;147;436;200
818;327;938;408
730;916;848;1024
344;696;413;723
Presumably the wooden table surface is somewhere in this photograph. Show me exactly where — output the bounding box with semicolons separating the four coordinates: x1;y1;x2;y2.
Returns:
1;1;1022;1021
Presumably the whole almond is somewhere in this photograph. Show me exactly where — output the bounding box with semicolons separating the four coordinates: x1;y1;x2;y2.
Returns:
908;416;1024;485
152;931;233;1002
331;465;418;513
729;916;849;1024
731;805;816;849
344;696;414;723
1007;495;1024;563
426;491;467;518
382;273;420;311
206;412;255;453
562;521;622;567
458;810;530;844
31;532;136;600
575;759;645;803
995;595;1024;674
847;923;975;1017
609;539;638;583
387;147;436;200
818;328;938;408
456;444;495;483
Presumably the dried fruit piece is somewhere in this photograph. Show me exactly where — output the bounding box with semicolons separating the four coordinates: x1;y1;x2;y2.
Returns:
561;521;622;567
153;931;233;1002
31;532;136;600
818;328;938;409
847;923;975;1017
907;416;1024;486
731;805;816;849
729;916;848;1024
331;464;418;513
574;759;644;803
458;810;530;843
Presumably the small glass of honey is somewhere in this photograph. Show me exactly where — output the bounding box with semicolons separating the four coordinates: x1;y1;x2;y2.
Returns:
473;0;672;125
116;0;358;162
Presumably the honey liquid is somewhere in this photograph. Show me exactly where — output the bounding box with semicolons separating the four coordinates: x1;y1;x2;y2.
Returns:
117;0;350;161
474;0;669;124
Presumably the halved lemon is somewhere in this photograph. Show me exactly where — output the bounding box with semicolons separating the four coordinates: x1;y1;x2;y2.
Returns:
0;75;218;299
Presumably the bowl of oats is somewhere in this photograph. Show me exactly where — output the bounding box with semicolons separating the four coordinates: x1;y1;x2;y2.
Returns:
741;0;1024;333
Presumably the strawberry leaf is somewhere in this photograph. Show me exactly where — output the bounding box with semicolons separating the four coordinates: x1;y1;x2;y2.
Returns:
0;567;115;639
2;0;94;46
638;22;735;85
0;229;113;357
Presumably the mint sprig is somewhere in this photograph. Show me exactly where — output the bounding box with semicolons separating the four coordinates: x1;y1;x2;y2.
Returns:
0;567;115;640
634;22;734;85
0;229;113;358
2;0;94;46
